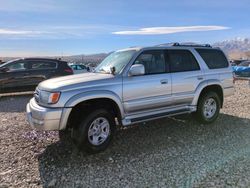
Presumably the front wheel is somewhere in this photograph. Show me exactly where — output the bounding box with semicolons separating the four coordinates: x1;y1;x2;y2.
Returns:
195;91;221;124
72;109;115;153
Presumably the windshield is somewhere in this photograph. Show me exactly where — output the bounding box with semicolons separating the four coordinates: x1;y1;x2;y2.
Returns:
95;50;136;74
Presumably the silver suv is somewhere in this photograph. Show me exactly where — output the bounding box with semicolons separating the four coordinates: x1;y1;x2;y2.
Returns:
26;43;234;153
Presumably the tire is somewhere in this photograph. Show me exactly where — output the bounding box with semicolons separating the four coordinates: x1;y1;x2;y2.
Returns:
59;130;71;143
72;109;115;153
195;91;221;124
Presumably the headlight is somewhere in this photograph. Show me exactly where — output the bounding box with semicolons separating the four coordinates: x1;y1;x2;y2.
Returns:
40;91;61;104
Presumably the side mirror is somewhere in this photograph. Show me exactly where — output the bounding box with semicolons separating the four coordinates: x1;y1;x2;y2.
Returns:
0;67;9;72
129;64;145;76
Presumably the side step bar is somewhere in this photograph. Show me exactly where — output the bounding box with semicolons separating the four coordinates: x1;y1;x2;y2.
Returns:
122;107;195;126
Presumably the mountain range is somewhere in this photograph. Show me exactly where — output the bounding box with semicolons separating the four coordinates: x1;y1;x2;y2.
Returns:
213;38;250;59
1;37;250;63
65;37;250;63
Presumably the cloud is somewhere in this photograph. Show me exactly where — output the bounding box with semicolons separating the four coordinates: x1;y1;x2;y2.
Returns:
0;29;47;35
0;27;87;39
0;24;128;39
112;26;230;35
0;25;230;40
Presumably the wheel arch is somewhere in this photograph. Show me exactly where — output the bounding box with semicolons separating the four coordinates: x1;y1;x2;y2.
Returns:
192;80;224;108
60;91;124;130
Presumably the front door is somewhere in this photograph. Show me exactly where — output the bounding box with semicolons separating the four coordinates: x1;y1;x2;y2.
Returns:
122;50;172;114
0;60;32;92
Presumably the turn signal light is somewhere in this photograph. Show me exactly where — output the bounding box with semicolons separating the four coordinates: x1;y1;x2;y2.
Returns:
49;92;61;104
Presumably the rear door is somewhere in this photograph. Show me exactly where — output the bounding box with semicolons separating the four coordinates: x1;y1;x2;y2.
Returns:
123;50;172;114
27;60;58;86
166;49;204;107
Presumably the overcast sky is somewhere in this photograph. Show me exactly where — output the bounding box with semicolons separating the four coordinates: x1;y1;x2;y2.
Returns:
0;0;250;56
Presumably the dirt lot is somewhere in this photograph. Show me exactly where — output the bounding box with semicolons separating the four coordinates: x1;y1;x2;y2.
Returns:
0;81;250;188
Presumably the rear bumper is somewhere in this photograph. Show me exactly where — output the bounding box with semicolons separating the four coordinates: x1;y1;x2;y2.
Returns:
26;98;63;130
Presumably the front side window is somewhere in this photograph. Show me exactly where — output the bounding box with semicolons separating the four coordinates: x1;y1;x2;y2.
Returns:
95;50;136;74
30;61;57;70
134;50;166;75
196;49;229;69
4;60;27;71
166;50;200;73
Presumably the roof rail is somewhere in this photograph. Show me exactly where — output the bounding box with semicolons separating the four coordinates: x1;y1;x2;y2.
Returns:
172;43;212;48
156;43;212;48
156;42;179;47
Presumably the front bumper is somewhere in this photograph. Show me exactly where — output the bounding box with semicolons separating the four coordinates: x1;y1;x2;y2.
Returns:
26;98;63;130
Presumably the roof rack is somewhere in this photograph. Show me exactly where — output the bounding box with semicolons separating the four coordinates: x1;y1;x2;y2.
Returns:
172;43;211;48
156;42;178;47
156;43;212;48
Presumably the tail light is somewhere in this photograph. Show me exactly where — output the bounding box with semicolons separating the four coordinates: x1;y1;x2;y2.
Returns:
64;68;73;74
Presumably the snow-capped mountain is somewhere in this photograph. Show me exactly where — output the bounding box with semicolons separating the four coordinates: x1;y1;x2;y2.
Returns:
214;37;250;53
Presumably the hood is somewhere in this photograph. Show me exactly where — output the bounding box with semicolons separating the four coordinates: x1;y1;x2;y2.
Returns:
38;72;115;91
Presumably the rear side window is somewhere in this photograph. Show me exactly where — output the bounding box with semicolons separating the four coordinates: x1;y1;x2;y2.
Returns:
166;50;200;73
196;49;229;69
30;61;57;70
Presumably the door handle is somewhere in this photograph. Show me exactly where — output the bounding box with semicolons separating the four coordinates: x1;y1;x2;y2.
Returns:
160;79;168;84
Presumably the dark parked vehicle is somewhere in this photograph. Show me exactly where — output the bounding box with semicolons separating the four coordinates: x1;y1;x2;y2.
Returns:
0;58;73;93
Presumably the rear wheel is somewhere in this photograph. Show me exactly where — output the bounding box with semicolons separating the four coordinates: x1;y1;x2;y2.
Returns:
195;91;221;124
72;109;115;153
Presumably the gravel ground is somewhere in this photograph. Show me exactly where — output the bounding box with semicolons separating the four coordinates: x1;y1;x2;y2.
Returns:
0;81;250;188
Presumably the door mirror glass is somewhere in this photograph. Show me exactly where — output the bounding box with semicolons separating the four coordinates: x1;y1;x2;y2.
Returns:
129;64;145;76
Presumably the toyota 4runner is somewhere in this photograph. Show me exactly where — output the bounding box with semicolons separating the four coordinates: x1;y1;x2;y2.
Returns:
26;43;234;153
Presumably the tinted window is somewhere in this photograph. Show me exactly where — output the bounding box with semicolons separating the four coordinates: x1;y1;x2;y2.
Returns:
166;50;200;72
79;65;87;70
134;50;166;74
30;61;57;70
71;65;77;70
196;49;229;69
239;61;250;67
5;61;27;71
